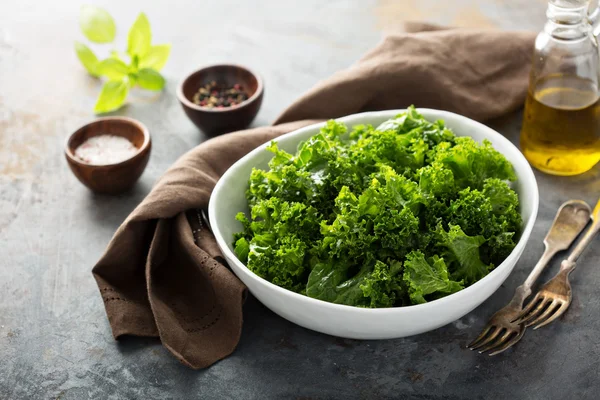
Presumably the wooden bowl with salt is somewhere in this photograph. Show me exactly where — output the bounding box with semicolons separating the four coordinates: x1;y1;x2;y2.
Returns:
65;117;151;194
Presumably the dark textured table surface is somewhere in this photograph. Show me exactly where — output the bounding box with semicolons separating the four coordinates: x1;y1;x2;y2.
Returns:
1;1;599;399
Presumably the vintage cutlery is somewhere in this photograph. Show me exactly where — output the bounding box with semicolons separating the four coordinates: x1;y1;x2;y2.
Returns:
468;200;591;355
514;198;600;329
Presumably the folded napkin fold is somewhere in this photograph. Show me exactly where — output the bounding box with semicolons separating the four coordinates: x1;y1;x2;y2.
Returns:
92;24;535;369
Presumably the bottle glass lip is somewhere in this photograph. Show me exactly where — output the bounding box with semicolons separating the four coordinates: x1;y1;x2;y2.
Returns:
549;0;588;9
547;3;588;25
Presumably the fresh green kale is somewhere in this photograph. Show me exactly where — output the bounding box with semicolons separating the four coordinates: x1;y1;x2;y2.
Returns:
234;107;521;307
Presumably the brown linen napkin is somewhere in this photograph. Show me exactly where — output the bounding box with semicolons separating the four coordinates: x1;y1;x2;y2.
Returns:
92;26;536;369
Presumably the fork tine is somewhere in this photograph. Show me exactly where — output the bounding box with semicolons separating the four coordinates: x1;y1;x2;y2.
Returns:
526;300;560;328
478;329;511;354
516;297;549;325
512;294;542;324
470;327;503;352
533;301;570;330
468;325;493;349
488;330;525;356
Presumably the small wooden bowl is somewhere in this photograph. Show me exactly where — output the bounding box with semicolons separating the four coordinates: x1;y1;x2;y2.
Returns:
65;117;151;194
177;64;264;136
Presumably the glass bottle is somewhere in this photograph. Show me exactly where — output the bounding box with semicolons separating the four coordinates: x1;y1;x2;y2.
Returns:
520;0;600;176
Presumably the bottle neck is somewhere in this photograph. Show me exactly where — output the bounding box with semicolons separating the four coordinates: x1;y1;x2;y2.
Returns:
545;2;590;39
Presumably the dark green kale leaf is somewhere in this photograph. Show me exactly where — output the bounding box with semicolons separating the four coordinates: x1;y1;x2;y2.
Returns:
447;178;521;266
436;224;491;285
377;106;455;149
403;251;463;304
306;259;404;308
433;137;516;190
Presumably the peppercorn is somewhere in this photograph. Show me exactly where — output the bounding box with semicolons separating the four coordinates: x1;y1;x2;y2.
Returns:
192;81;249;108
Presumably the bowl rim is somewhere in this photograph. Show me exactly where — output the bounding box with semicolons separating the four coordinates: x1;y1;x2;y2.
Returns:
64;116;151;169
176;63;264;114
209;108;539;314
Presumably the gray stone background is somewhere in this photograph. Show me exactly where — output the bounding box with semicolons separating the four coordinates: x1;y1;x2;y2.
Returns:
1;0;599;399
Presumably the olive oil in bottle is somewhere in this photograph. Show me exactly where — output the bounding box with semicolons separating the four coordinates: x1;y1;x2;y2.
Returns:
520;0;600;176
520;74;600;176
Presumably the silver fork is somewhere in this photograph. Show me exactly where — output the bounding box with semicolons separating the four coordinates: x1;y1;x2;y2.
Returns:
468;200;591;355
514;198;600;329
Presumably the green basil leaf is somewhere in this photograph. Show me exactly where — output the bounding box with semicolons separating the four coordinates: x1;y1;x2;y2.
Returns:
136;68;165;91
96;58;129;80
80;5;116;44
74;41;99;76
139;44;171;70
127;13;151;57
94;79;129;114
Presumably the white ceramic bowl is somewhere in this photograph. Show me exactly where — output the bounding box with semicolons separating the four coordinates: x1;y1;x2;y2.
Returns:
209;109;539;339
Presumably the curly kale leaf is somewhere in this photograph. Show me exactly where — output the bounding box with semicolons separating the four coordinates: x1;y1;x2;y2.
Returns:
417;162;455;199
403;251;463;304
436;225;491;285
306;259;404;308
447;178;521;266
234;198;321;292
433;137;516;189
320;171;421;263
376;105;455;148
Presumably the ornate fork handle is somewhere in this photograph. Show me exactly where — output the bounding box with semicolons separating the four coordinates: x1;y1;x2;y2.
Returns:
559;200;600;274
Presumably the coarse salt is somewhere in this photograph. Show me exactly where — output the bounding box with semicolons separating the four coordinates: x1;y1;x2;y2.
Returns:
75;134;138;165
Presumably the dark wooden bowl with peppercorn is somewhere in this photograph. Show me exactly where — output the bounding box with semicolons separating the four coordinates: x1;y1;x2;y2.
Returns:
177;64;264;136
